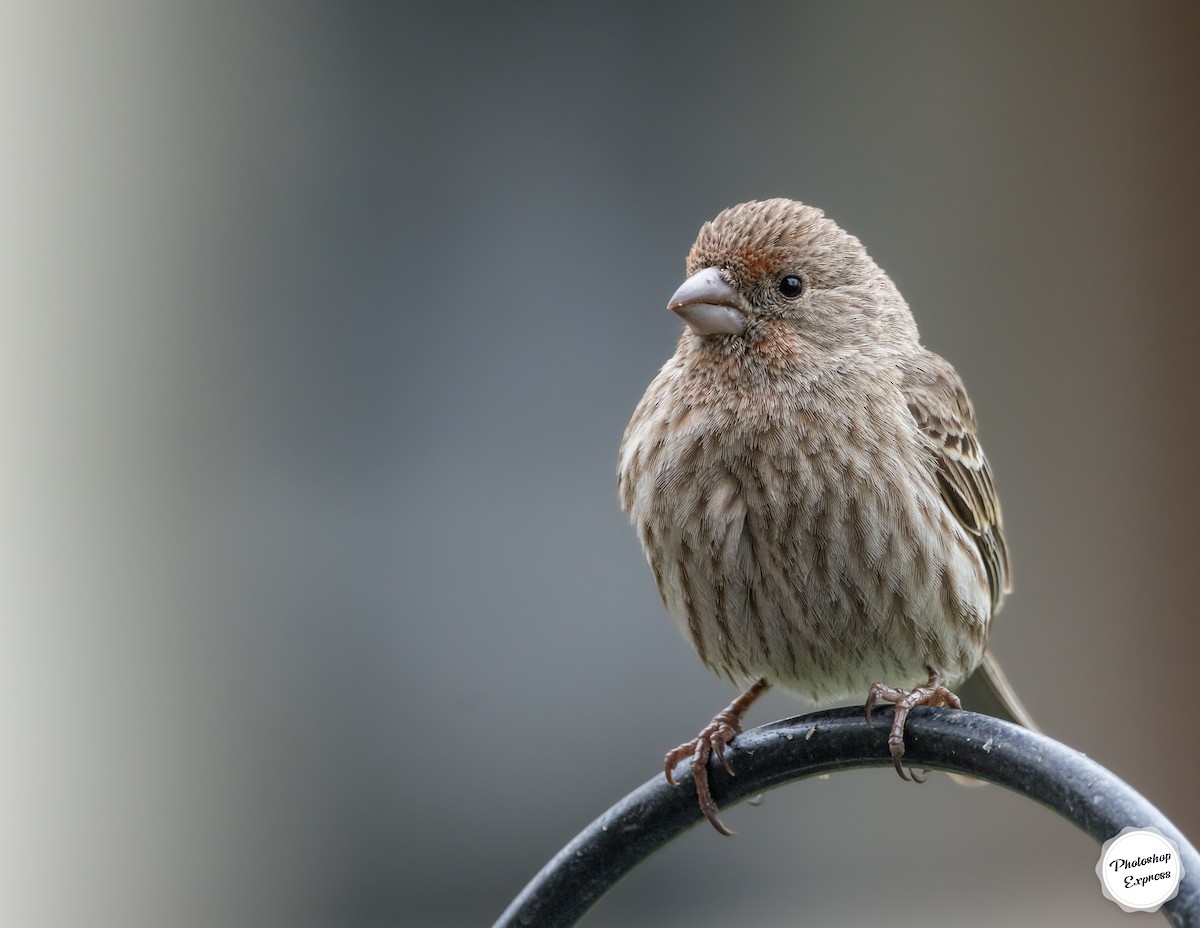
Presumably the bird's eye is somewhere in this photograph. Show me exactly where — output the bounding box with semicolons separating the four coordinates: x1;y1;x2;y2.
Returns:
778;275;804;299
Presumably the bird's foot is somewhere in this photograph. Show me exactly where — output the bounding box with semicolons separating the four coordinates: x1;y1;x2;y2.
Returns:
663;717;740;836
664;678;769;836
865;668;961;782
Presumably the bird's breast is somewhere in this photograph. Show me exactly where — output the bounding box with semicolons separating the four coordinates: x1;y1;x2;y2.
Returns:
619;378;990;699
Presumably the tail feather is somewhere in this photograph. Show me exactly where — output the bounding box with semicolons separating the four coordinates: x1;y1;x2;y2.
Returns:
957;650;1039;732
947;651;1037;786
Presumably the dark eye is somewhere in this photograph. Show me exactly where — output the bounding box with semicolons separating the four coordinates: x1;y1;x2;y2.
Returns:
778;275;804;299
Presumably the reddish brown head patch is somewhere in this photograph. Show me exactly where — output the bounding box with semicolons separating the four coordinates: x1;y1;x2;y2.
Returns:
685;198;829;284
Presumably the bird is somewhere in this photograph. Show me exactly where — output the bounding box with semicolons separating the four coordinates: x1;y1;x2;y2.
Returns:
617;198;1033;835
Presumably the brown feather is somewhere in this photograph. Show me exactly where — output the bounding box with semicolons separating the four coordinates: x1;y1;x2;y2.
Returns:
900;352;1011;612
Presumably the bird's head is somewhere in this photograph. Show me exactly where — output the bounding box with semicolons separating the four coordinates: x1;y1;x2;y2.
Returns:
669;198;918;355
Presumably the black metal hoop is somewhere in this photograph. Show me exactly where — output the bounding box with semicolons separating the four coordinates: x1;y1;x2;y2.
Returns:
493;706;1200;928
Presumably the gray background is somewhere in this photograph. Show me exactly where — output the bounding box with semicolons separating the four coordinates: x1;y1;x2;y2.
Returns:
3;2;1198;927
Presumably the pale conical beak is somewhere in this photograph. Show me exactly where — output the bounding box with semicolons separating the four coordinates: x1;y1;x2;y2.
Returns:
667;267;746;336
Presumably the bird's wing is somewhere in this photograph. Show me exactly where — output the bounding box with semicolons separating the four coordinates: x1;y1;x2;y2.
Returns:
900;354;1034;735
899;351;1011;613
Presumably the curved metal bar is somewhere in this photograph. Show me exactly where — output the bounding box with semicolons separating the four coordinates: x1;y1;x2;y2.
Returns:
493;706;1200;928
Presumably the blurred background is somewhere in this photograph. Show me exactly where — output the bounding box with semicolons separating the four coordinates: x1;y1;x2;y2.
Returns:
2;2;1198;926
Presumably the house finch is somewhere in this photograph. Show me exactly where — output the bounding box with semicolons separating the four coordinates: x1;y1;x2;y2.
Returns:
617;198;1032;835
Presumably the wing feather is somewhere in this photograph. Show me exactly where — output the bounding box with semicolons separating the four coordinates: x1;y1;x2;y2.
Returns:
901;352;1011;612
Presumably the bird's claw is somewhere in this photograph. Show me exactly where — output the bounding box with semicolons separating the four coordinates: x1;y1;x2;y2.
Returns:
865;669;961;782
663;714;741;836
663;679;770;837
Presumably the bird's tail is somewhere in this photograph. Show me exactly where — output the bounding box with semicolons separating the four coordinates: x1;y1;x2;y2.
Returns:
958;649;1039;732
947;650;1038;787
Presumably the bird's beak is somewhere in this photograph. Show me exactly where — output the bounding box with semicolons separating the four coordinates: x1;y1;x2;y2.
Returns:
668;267;746;336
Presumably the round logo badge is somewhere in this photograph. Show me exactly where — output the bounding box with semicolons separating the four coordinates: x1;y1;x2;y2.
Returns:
1096;826;1184;913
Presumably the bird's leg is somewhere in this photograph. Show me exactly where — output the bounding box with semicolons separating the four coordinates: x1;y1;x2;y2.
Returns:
865;667;961;782
664;677;770;836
